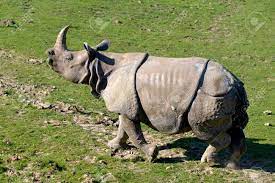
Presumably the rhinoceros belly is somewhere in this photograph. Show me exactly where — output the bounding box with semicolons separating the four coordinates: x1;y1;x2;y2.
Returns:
136;56;208;134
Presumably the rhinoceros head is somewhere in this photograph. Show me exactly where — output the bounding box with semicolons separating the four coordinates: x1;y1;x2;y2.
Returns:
46;26;110;84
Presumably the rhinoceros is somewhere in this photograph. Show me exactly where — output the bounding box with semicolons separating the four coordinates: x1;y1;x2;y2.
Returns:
47;26;249;169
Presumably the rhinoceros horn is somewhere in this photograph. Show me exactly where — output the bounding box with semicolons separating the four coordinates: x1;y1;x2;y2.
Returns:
54;25;70;50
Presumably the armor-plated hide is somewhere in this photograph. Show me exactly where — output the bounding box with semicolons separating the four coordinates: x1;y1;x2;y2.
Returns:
136;57;236;134
48;27;250;168
101;53;148;120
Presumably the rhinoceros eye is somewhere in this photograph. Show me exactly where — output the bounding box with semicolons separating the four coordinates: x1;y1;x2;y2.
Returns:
65;54;73;61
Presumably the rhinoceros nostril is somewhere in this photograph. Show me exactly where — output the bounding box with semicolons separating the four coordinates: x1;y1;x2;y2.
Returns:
48;58;53;66
47;49;55;56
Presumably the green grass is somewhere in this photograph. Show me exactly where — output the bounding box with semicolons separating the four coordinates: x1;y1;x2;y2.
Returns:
0;0;275;182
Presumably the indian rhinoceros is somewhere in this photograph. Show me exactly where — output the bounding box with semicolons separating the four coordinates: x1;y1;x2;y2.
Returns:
47;26;249;169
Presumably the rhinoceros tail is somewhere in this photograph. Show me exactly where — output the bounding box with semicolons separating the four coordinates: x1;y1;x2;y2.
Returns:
232;81;249;129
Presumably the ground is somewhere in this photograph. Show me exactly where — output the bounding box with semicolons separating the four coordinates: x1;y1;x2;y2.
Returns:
0;0;274;182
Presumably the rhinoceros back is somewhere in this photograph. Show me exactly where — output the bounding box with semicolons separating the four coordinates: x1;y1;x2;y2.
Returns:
136;57;210;134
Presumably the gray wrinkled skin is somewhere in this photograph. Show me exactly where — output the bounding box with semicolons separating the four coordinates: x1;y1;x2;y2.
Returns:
47;26;249;169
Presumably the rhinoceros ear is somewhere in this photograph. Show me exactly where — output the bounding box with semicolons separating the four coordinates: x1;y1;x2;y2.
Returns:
83;42;96;56
95;39;110;51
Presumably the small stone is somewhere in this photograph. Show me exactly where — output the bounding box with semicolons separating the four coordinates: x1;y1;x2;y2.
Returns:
82;173;94;182
98;160;107;165
264;123;272;126
27;19;34;24
101;173;116;183
3;138;12;145
83;156;97;164
38;102;52;109
7;154;22;162
263;110;272;115
28;58;42;64
32;172;41;182
115;20;122;24
73;115;91;124
0;89;4;96
44;120;61;126
0;19;16;27
16;110;26;116
71;167;76;175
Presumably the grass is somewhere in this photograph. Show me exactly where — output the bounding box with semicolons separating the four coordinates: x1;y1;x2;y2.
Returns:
0;0;275;182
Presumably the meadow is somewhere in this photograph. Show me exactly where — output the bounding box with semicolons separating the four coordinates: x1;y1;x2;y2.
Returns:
0;0;274;182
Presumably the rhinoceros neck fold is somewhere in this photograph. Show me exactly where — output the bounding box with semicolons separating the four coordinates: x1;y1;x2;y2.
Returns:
87;52;125;97
100;52;149;121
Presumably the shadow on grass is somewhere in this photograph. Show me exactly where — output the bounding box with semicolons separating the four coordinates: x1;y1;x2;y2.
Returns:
156;137;275;173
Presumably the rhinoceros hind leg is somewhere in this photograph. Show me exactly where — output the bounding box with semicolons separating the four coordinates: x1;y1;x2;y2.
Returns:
108;122;129;152
201;132;231;165
119;115;158;162
226;128;246;169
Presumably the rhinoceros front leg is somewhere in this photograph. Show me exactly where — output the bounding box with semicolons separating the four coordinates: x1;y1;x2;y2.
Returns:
108;120;129;152
119;115;158;162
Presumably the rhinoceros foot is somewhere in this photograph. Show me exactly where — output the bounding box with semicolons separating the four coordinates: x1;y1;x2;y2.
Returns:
200;132;231;166
108;138;128;152
200;148;221;167
226;160;240;170
201;151;219;165
226;127;246;170
142;144;158;162
108;119;129;155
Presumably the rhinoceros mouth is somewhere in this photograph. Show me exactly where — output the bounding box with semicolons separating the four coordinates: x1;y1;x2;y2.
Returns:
47;58;55;70
47;58;62;75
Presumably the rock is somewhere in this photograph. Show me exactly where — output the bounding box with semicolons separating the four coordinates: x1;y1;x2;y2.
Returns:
71;167;76;175
115;20;122;24
5;168;17;177
101;173;116;183
32;172;41;182
98;160;107;165
83;156;97;164
7;155;22;162
81;173;95;183
16;110;26;116
73;115;91;124
3;138;12;145
36;101;52;109
44;120;62;127
27;58;43;65
54;102;75;114
0;88;4;96
264;123;272;126
0;19;17;27
263;110;272;115
95;116;117;126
